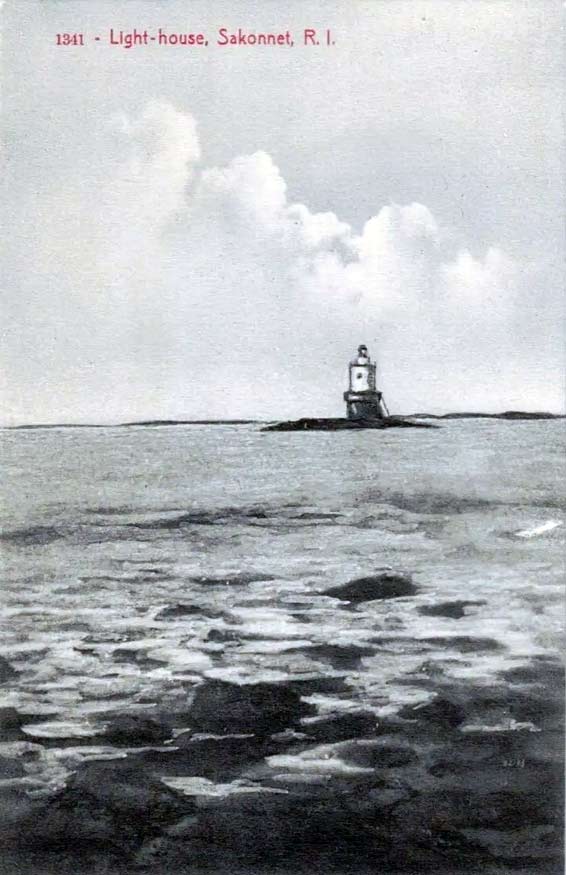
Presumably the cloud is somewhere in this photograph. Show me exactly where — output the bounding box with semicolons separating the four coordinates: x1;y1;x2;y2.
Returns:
2;102;563;423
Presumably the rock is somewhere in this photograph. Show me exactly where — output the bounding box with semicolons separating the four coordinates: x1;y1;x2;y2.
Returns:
135;789;396;871
101;713;173;746
285;676;349;696
294;643;375;670
322;571;417;603
300;711;379;744
426;734;501;779
420;636;503;653
398;695;466;730
206;627;241;643
492;664;564;732
336;737;419;769
418;600;486;619
392;787;557;834
111;648;163;668
0;707;24;740
0;656;18;684
0;784;36;847
132;754;561;874
67;759;192;819
188;679;314;736
170;733;272;780
502;657;564;686
289;511;341;521
0;756;25;779
155;603;204;619
262;417;436;432
157;603;236;622
505;690;562;732
263;417;387;431
459;824;561;863
410;679;563;733
12;759;195;856
365;785;415;809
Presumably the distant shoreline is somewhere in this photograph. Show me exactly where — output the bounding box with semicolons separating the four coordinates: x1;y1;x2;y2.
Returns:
4;411;565;430
406;411;565;421
6;419;259;430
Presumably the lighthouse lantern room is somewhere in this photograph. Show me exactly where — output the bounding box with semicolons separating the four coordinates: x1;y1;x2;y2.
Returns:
343;344;387;420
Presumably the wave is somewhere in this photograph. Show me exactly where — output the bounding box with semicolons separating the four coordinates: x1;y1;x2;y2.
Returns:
514;520;563;538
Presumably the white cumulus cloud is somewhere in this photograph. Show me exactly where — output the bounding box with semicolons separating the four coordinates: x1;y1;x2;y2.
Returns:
2;102;563;424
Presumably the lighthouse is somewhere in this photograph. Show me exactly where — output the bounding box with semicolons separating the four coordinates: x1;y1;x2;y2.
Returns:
262;341;435;430
343;344;388;420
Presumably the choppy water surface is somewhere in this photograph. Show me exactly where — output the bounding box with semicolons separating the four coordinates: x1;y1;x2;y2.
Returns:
0;421;564;872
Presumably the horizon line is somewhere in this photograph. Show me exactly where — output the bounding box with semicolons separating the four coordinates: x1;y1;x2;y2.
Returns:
3;411;565;430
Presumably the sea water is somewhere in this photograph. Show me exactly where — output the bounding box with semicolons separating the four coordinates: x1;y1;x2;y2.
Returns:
0;420;564;796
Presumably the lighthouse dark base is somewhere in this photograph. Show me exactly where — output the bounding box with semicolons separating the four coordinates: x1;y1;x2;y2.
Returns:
344;391;384;421
262;417;437;431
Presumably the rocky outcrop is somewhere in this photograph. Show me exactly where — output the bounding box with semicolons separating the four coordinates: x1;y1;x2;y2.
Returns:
169;733;273;781
398;695;467;731
418;600;486;619
0;707;24;740
6;760;194;859
1;655;562;874
300;710;379;744
289;642;376;670
4;708;563;872
322;570;417;603
101;712;174;746
0;656;18;684
263;417;437;431
188;679;314;736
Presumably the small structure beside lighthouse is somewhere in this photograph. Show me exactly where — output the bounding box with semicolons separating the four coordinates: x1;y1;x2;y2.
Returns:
344;344;388;420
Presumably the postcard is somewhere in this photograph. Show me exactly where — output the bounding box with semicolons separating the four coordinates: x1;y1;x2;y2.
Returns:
1;2;564;873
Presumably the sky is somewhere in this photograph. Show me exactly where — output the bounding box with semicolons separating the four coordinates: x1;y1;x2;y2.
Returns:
1;0;564;424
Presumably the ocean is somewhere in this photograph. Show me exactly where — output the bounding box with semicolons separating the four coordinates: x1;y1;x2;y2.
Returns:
0;420;564;873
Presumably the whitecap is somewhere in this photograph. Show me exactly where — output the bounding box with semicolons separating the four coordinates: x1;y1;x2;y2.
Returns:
161;776;288;797
204;666;297;684
146;648;212;672
461;718;541;733
238;639;314;654
266;751;373;776
21;720;101;739
515;520;563;538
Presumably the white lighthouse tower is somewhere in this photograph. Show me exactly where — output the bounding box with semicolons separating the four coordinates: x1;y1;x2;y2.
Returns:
343;344;388;420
